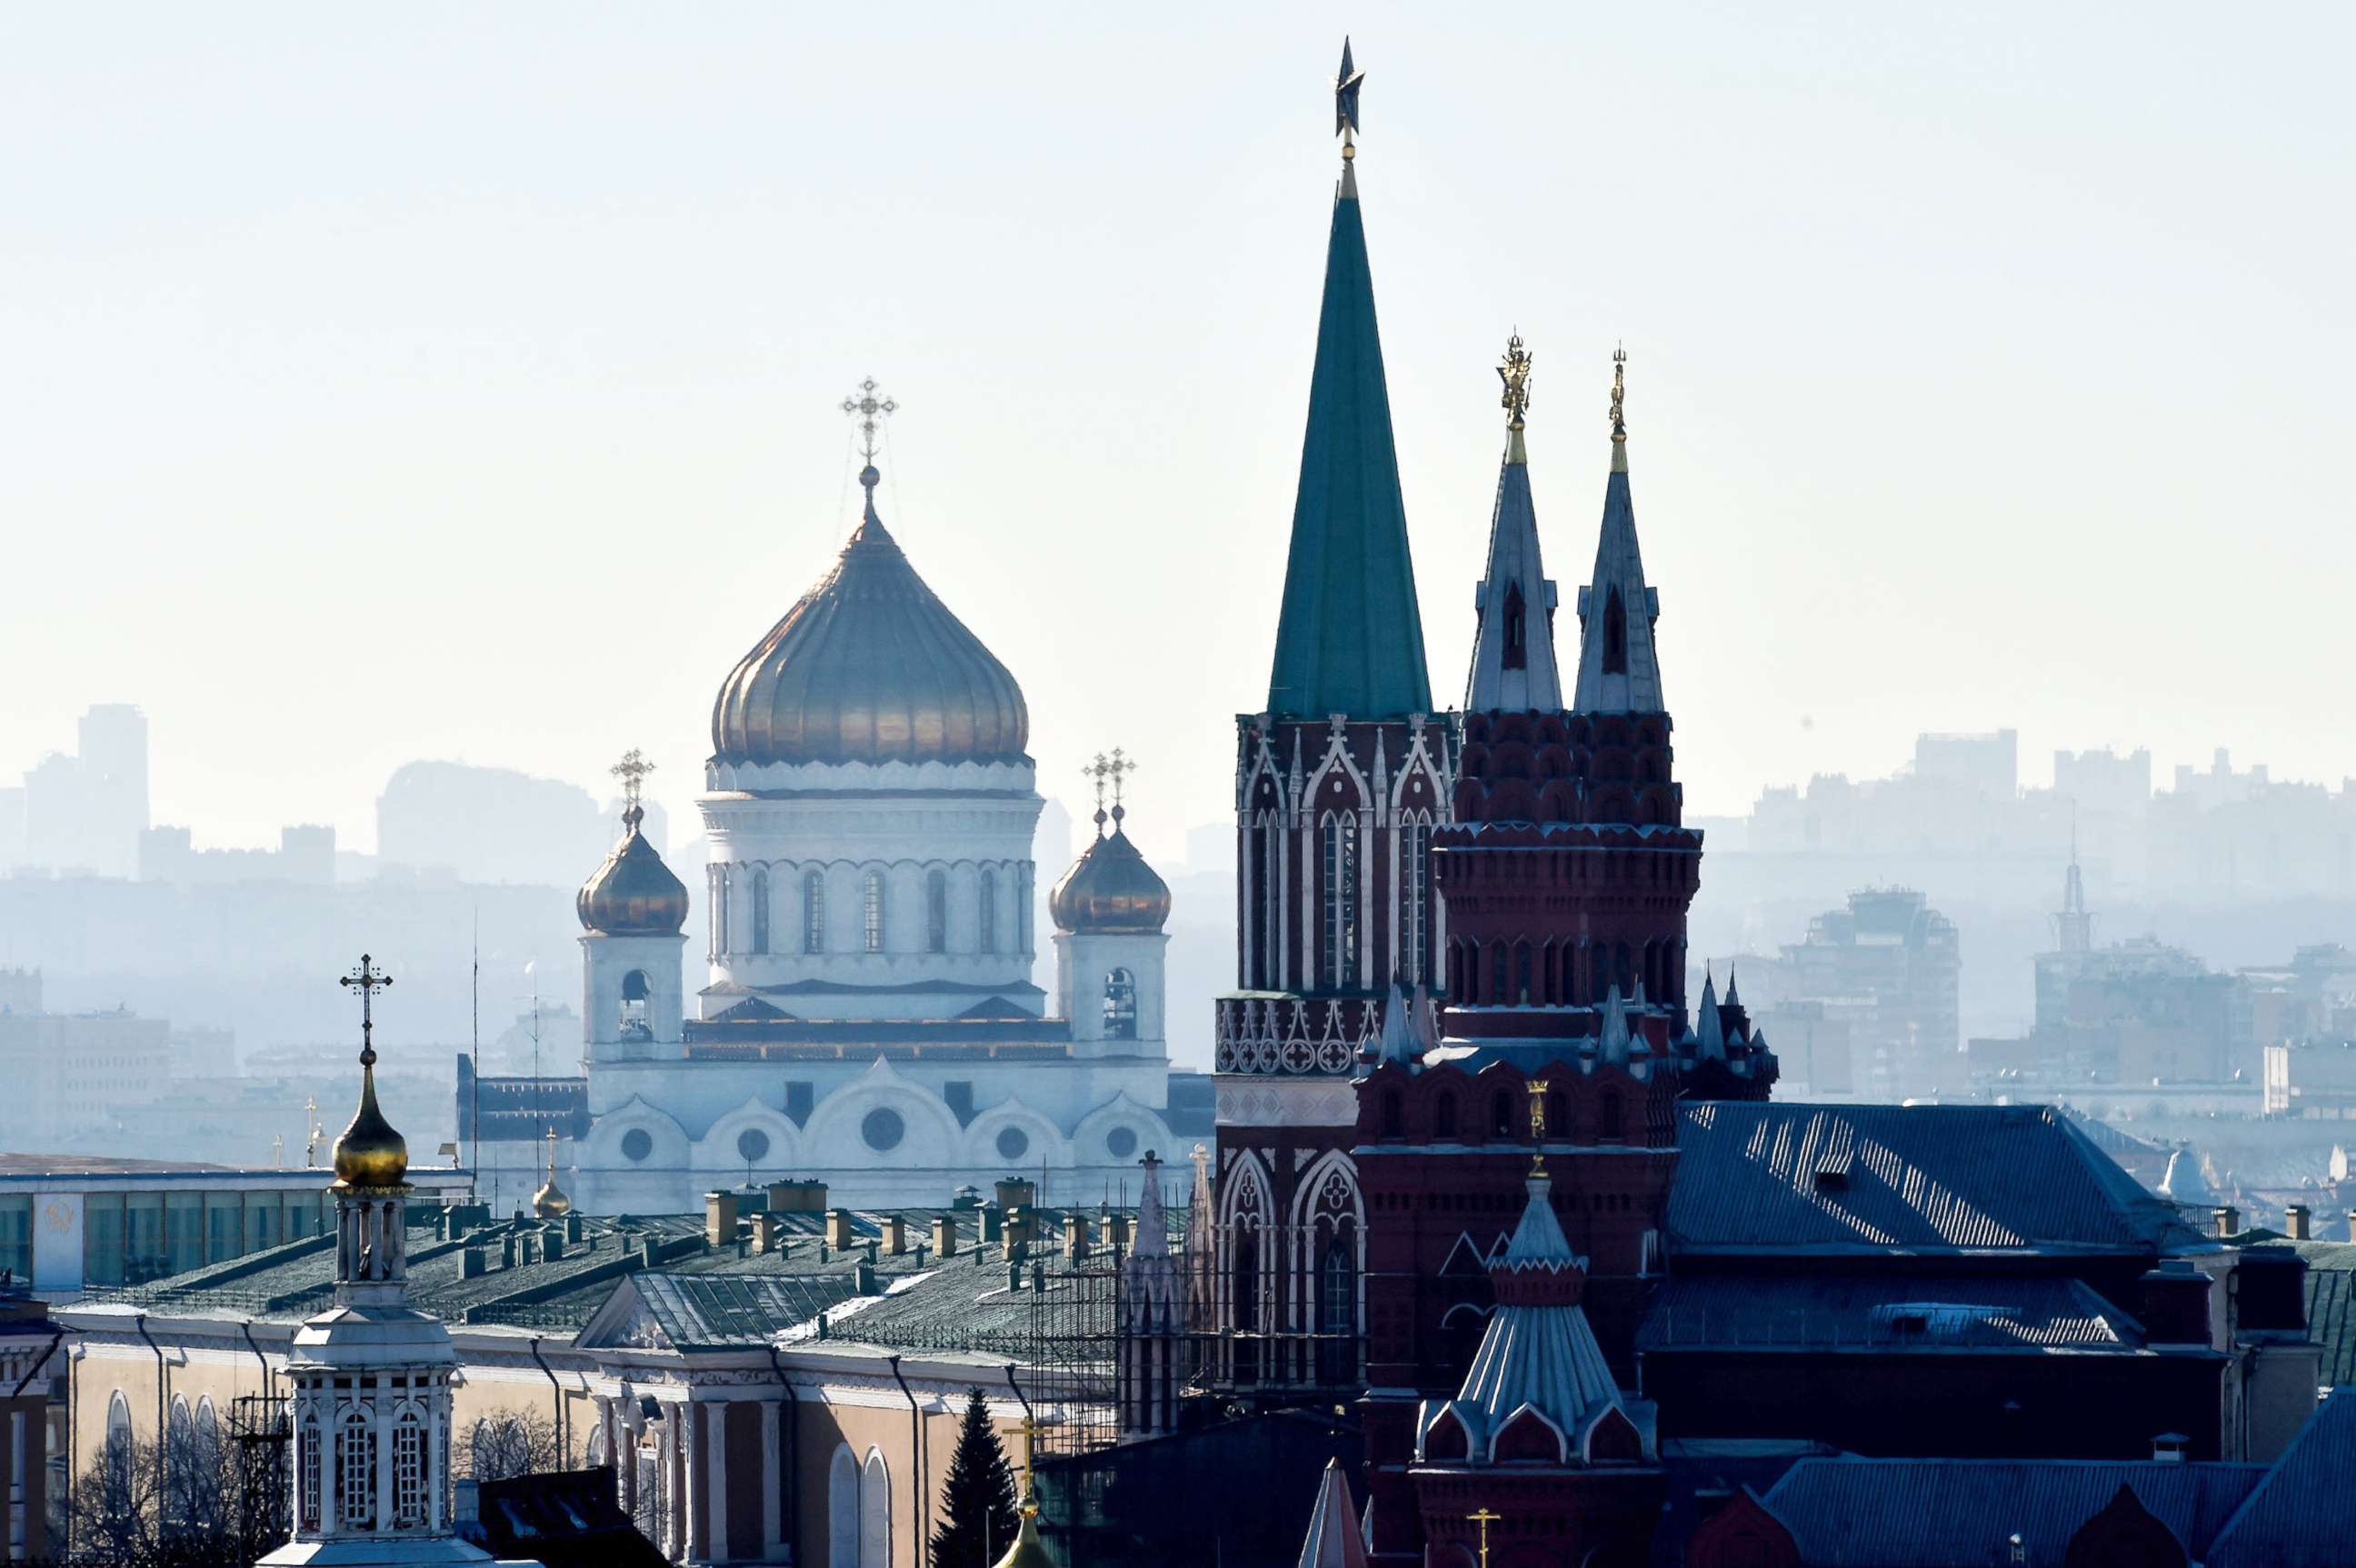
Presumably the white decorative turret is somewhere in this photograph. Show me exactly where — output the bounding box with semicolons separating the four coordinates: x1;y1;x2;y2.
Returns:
1050;753;1170;1058
265;956;530;1567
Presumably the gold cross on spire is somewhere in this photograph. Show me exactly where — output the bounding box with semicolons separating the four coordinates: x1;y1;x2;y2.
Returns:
1527;1077;1550;1176
1499;333;1533;433
1017;1413;1042;1518
842;376;898;465
545;1124;561;1183
337;954;393;1067
1467;1508;1503;1568
1083;749;1137;834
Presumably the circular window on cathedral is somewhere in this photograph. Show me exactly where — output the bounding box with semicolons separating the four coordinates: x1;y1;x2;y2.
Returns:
736;1128;771;1165
1105;1126;1138;1161
862;1108;906;1153
996;1127;1029;1162
621;1128;654;1164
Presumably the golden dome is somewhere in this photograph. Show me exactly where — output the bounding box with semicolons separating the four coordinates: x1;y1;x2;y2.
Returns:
333;1058;409;1189
710;480;1030;769
990;1506;1057;1568
577;805;689;936
1049;809;1171;934
532;1176;573;1218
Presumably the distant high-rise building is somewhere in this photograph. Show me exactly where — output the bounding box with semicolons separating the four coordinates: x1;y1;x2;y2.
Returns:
16;704;148;877
377;761;659;887
1776;888;1962;1098
1912;728;2018;800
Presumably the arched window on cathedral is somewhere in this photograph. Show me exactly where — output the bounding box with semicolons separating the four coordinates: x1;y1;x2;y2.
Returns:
862;871;885;954
707;864;729;958
299;1408;321;1533
1316;1233;1357;1385
1250;823;1273;988
1103;967;1138;1040
1603;584;1628;674
1321;815;1359;988
1491;1090;1515;1139
925;870;948;954
1433;1093;1458;1140
393;1408;427;1528
979;868;998;954
620;970;652;1041
1502;581;1527;671
1601;1091;1625;1142
1513;941;1533;1004
804;870;826;954
1490;942;1509;1005
750;869;771;954
1399;815;1430;985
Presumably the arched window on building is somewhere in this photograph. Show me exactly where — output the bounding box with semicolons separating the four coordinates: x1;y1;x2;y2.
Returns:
1491;1091;1515;1139
1321;814;1358;988
1103;967;1138;1040
862;871;886;954
804;870;826;954
707;864;729;958
859;1449;890;1568
979;868;998;954
1601;1091;1625;1142
1490;942;1510;1005
750;869;771;954
1502;581;1527;671
338;1409;377;1531
1433;1094;1458;1140
925;870;948;954
393;1409;427;1528
619;969;652;1041
826;1445;860;1568
299;1408;321;1533
1513;941;1533;1004
1249;824;1273;988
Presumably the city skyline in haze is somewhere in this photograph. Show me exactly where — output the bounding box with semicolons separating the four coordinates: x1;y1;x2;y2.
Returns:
5;5;2351;866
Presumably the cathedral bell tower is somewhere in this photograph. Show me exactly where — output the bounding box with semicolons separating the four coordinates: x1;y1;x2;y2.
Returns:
1050;751;1173;1056
1212;40;1453;1396
577;749;688;1064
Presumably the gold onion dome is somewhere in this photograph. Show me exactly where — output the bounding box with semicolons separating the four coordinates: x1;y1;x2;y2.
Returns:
710;478;1030;768
990;1508;1056;1568
333;1057;409;1190
577;804;690;935
1049;805;1172;934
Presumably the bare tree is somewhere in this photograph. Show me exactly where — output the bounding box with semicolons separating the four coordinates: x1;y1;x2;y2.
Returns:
62;1417;282;1568
462;1409;563;1482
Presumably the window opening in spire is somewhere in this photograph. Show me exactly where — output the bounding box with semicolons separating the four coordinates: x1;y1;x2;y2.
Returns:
804;870;826;954
1103;966;1138;1040
1250;824;1273;989
1503;583;1528;672
1603;585;1628;675
862;871;885;954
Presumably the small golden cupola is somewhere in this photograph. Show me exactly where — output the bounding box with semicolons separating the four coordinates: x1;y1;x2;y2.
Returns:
331;954;410;1190
577;749;690;936
531;1126;574;1219
1049;750;1172;934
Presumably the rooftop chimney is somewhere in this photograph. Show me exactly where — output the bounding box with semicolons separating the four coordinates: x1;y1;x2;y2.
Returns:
979;1204;1004;1244
2152;1433;2189;1463
768;1179;827;1214
2213;1205;2241;1239
825;1209;857;1251
931;1215;959;1258
881;1214;907;1255
1063;1213;1091;1262
752;1213;784;1255
706;1191;742;1250
996;1176;1037;1213
2286;1204;2311;1241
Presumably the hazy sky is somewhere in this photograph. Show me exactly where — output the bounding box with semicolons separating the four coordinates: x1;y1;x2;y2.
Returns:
5;5;2351;869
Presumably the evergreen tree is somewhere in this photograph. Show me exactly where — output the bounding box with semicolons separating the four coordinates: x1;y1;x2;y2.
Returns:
931;1387;1022;1568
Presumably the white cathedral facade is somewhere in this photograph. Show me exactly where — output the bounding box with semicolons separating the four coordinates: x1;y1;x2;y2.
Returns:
566;454;1183;1213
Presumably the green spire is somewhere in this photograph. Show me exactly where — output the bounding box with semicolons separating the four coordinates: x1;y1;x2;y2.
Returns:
1264;151;1433;719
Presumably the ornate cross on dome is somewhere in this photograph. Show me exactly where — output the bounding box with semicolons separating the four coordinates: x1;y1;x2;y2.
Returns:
842;376;898;464
337;954;392;1066
611;747;654;824
1083;748;1137;834
1499;333;1532;433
